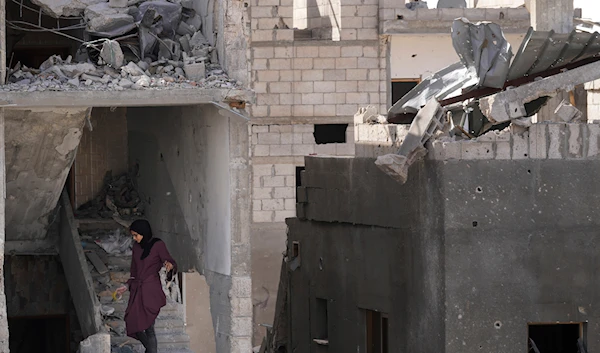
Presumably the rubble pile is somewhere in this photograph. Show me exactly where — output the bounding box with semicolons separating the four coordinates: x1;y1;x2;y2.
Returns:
76;171;145;219
6;0;241;91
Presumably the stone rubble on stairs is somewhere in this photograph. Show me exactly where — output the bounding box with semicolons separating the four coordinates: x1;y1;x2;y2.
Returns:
79;222;192;353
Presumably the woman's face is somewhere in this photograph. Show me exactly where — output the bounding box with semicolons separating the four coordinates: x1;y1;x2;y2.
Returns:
131;230;143;243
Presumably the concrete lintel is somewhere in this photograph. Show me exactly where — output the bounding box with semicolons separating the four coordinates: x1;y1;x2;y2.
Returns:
383;19;531;34
212;102;250;121
480;60;600;123
0;88;254;108
250;39;379;48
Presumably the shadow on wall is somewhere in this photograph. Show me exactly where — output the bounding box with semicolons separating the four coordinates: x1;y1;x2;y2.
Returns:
128;129;200;273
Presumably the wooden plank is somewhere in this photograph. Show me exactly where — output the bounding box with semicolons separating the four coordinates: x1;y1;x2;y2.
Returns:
86;251;108;275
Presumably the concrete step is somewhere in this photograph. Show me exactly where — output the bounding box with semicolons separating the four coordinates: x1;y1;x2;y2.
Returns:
111;332;191;349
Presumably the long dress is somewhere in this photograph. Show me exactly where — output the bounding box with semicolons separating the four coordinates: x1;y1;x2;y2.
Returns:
125;239;177;338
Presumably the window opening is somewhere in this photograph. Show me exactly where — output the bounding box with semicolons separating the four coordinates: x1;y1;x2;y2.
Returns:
295;166;305;202
528;323;584;353
313;124;347;144
366;310;389;353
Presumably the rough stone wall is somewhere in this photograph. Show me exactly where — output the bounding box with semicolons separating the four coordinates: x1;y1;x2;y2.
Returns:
74;107;128;209
4;255;70;317
5;108;88;241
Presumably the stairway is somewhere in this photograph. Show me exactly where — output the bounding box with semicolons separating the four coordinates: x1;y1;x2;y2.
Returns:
78;220;193;353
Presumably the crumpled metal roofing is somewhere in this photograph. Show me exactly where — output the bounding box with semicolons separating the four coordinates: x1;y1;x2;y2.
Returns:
388;19;600;120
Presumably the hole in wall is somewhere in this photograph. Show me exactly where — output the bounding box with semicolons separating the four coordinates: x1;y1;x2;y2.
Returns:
411;54;417;57
527;169;531;174
319;257;323;270
292;241;300;258
528;323;583;353
475;186;483;194
472;221;478;227
159;153;164;161
494;321;502;329
313;124;348;144
397;15;404;19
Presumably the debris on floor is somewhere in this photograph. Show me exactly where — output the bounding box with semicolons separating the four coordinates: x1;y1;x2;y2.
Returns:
76;171;144;219
5;0;241;92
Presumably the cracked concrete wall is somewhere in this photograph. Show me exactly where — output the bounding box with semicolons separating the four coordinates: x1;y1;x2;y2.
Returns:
5;108;88;241
127;105;252;353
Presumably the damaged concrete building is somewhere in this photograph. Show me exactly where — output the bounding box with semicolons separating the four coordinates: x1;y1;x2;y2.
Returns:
269;0;600;352
0;0;254;348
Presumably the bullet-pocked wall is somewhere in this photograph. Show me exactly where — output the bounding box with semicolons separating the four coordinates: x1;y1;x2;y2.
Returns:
127;105;252;353
287;154;600;352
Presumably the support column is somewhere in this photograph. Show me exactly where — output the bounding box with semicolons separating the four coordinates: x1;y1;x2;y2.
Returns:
1;0;5;84
530;0;574;122
0;109;9;351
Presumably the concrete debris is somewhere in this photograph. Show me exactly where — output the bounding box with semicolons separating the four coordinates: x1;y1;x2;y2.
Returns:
32;0;104;17
354;105;387;124
554;100;584;122
405;1;428;10
100;40;125;69
437;0;466;8
76;171;144;219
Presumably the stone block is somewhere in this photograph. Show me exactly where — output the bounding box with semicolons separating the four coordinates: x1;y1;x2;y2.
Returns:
358;57;379;69
293;82;314;93
302;70;324;81
346;92;369;104
297;46;319;58
529;124;547;159
336;81;358;92
315;105;337;117
253;187;273;199
341;28;358;40
253;145;270;156
324;69;346;81
314;58;336;69
294;124;314;133
337;104;359;116
302;93;324;105
293;58;313;69
292;144;315;156
341;46;363;58
262;199;285;211
293;105;314;116
302;132;316;144
416;8;440;20
231;297;253;317
274;186;295;199
270;105;292;117
253;164;273;176
285;198;296;210
253;47;275;59
276;29;294;41
314;81;336;93
346;69;368;80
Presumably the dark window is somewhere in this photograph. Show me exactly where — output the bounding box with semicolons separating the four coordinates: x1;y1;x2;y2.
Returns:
314;298;328;340
313;124;347;144
391;80;419;106
528;323;583;353
9;316;69;353
366;310;388;353
295;166;305;203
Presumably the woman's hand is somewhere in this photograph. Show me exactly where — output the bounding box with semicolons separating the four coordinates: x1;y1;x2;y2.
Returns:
164;261;174;272
115;285;128;296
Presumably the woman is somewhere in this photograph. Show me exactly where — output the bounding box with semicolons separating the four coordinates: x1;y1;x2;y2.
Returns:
116;219;177;353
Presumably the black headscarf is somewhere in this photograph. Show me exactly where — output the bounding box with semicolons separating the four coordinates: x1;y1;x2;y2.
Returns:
129;219;160;260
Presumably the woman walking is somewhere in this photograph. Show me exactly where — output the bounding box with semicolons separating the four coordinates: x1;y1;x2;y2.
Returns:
116;219;177;353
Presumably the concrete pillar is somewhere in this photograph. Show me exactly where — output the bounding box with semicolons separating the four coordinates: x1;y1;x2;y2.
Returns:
0;0;5;84
530;0;574;122
0;109;9;352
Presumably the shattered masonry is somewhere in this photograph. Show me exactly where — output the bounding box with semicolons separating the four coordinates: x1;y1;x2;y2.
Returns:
6;0;242;91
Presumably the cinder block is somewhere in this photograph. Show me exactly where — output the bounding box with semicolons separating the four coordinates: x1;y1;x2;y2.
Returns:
258;18;279;29
529;124;547;159
252;125;269;133
439;7;464;20
547;123;565;159
252;145;270;156
293;132;303;144
293;58;313;70
341;46;364;58
231;317;253;337
274;187;295;199
253;47;275;60
253;210;273;222
358;81;379;92
319;46;341;58
230;338;253;353
292;144;315;156
257;93;280;105
296;46;319;58
269;58;292;70
253;187;273;199
302;132;316;144
460;141;494;160
567;123;583;158
324;92;346;104
358;57;379;69
302;93;324;105
257;70;280;82
253;164;273;176
313;58;335;69
337;104;359;116
285;176;295;186
278;70;294;81
293;81;314;93
293;124;314;132
252;200;261;211
336;81;358;92
293;105;314;116
341;5;357;17
269;144;292;156
336;57;358;69
302;70;324;81
587;124;600;158
284;198;296;210
262;199;285;210
324;69;346;81
346;92;369;104
262;175;286;187
314;105;336;116
274;210;296;222
280;94;294;104
270;105;292;117
362;17;378;29
357;5;378;16
258;132;281;144
269;82;292;93
270;125;293;133
336;142;355;155
341;28;358;40
346;69;368;80
416;8;440;20
251;6;275;18
274;46;294;58
280;132;293;144
315;143;336;155
275;164;295;175
314;81;336;93
512;131;529;159
231;297;253;317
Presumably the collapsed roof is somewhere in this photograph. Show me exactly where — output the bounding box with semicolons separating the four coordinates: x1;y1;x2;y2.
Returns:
375;18;600;184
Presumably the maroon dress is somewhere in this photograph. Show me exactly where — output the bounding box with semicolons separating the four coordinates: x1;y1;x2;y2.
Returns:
125;239;177;338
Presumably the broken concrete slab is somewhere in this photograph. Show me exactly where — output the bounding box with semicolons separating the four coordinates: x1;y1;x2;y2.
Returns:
32;0;104;17
84;2;129;20
79;332;110;353
554;100;583;122
183;62;205;81
88;13;134;32
479;60;600;123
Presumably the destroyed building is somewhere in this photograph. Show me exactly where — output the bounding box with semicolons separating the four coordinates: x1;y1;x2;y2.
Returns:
0;0;253;348
266;0;600;352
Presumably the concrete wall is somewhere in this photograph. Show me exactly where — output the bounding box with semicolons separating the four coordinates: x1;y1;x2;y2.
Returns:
287;124;600;351
74;107;128;209
293;0;341;39
128;105;252;353
4;255;70;317
5;108;88;241
184;272;217;353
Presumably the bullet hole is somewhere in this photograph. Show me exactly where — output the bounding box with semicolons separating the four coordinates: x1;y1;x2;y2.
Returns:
494;321;502;329
148;197;152;205
524;153;528;157
476;186;483;194
412;54;417;57
319;257;324;270
176;148;180;157
244;2;248;6
499;12;505;19
527;169;531;174
159;153;164;161
397;14;404;19
472;221;478;227
514;108;518;113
